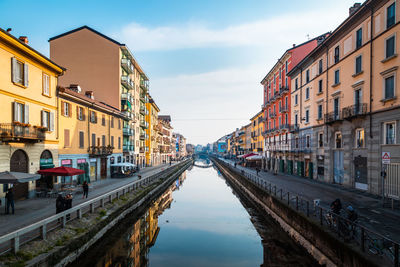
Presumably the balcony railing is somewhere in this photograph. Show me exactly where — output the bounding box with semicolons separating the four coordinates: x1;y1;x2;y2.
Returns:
123;144;134;152
88;146;114;157
290;124;300;132
0;123;46;143
123;127;134;136
342;103;368;120
140;121;149;129
121;93;133;103
140;79;149;91
279;86;289;95
269;112;277;118
140;134;146;140
160;147;171;153
121;75;134;90
281;105;289;113
122;111;133;120
275;90;281;99
121;58;134;74
140;105;146;115
279;123;290;130
325;111;342;124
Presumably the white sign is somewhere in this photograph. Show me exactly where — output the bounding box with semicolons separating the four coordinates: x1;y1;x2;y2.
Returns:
382;152;391;164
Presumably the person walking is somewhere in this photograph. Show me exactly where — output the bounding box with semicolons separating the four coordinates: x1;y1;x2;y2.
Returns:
5;188;14;214
256;167;260;176
82;181;89;199
65;194;73;220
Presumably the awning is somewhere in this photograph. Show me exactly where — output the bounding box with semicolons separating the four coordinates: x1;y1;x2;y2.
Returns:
37;166;85;176
110;163;136;168
246;155;263;161
0;171;41;184
239;153;257;159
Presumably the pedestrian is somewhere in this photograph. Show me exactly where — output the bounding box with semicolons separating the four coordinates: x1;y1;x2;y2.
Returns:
65;194;73;220
169;160;172;166
56;193;65;214
82;181;89;199
330;198;342;215
234;162;237;168
5;188;14;215
346;206;358;222
256;167;260;176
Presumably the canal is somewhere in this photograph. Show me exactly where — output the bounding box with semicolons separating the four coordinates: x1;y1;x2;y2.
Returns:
70;160;320;267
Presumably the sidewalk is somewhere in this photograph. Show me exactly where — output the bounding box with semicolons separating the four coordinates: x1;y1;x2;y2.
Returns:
222;159;400;242
0;163;176;236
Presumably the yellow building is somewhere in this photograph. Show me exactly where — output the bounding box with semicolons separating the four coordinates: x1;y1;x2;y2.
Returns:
145;96;160;166
0;29;64;199
250;111;264;153
58;86;125;182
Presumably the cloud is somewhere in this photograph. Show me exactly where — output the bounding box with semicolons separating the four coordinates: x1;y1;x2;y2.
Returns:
116;5;350;52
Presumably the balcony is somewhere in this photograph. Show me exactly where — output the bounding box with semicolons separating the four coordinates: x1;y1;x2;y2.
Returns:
160;146;171;153
121;92;133;103
140;134;146;140
342;103;368;120
281;105;289;113
88;145;113;157
140;120;149;129
121;58;134;74
325;111;342;124
123;144;134;152
279;86;289;95
121;75;134;90
140;105;146;115
122;111;133;120
290;124;300;132
140;79;149;91
275;90;282;99
139;147;145;153
269;112;277;118
123;126;134;136
279;123;290;131
0;123;45;143
153;148;159;153
269;94;276;102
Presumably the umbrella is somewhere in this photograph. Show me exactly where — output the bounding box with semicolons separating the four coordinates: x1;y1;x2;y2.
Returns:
37;166;85;176
0;171;41;184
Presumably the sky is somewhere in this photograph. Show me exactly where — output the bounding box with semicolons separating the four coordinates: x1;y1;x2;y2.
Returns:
0;0;357;145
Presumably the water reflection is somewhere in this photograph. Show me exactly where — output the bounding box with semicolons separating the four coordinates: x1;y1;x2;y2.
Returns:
70;162;319;267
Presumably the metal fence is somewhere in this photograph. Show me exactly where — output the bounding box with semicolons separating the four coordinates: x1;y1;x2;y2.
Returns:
385;163;400;199
0;160;191;255
216;158;400;267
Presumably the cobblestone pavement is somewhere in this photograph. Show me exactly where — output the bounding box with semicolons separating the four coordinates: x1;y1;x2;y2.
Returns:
0;163;177;235
221;159;400;242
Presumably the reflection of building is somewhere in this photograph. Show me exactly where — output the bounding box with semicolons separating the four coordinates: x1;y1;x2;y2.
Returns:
0;29;64;199
57;86;125;183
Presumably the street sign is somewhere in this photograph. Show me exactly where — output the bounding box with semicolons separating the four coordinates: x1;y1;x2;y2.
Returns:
382;152;391;164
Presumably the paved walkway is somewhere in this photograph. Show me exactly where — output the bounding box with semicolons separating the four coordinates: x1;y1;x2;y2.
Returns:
0;163;178;235
221;158;400;242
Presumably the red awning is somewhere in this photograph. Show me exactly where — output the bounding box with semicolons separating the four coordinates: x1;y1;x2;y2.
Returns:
37;166;85;176
241;153;257;159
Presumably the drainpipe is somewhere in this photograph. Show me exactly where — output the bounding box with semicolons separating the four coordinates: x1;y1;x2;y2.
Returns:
369;5;374;140
324;44;330;182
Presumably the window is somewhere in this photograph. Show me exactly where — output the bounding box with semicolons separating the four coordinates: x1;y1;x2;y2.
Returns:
334;98;340;119
285;77;288;87
355;128;365;148
334;46;340;63
386;35;395;58
387;3;396;29
295;137;299;148
77;107;85;121
90;111;97;123
102;115;106;126
384;122;396;144
385;75;395;99
285;96;288;110
79;131;84;148
305;109;309;123
335;132;342;149
102;135;106;146
355;55;362;74
318;80;323;93
118;137;121;149
279;101;282;112
285;113;288;125
285;60;288;74
11;58;28;86
319;59;323;74
295;94;298;105
13;102;28;123
318;104;323;120
305;87;310;100
295;78;298;89
334;69;340;85
295;114;298;126
62;102;71;117
91;133;96;146
306;70;310;83
42;73;50;96
118;119;121;129
41;110;50;128
306;135;310;148
111;117;114;128
356;28;363;49
355;89;362;113
111;136;114;147
318;133;324;148
64;129;70;147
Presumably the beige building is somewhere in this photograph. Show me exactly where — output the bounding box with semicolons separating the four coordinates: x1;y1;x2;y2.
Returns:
49;26;149;168
158;115;173;163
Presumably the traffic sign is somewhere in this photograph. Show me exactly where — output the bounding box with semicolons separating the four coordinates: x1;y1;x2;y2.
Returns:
382;152;391;164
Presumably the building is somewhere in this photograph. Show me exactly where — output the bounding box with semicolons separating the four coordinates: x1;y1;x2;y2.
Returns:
244;123;252;154
49;26;149;169
158;115;173;163
261;33;328;173
250;111;264;154
145;95;160;166
0;28;64;199
57;85;125;183
173;133;187;159
287;0;400;196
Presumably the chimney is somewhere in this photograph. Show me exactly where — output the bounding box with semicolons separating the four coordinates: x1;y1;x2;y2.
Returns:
293;44;296;48
85;91;94;99
69;84;82;93
18;36;28;44
6;28;12;33
349;3;361;16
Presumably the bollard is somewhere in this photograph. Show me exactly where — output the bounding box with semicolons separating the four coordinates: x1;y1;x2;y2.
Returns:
100;198;104;207
41;224;47;240
13;236;19;253
116;192;119;199
90;203;94;213
109;194;112;203
77;208;82;219
62;215;67;228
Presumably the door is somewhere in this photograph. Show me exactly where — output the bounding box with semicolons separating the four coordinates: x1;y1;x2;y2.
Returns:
354;156;367;190
101;158;107;179
334;151;344;184
280;159;285;173
309;162;313;179
305;159;310;177
10;150;29;200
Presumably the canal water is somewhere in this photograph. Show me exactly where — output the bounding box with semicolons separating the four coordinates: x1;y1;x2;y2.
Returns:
70;161;320;267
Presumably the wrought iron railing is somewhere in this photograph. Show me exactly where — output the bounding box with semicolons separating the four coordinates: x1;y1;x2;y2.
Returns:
342;103;368;119
0;123;45;142
88;145;113;156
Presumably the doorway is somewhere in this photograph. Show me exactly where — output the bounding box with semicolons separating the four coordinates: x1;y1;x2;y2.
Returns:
101;158;107;179
10;149;29;200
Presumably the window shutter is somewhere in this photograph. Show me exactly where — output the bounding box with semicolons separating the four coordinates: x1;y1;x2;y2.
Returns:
64;129;70;147
68;103;72;117
76;106;79;120
41;110;45;126
11;58;17;83
49;112;54;131
61;101;65;116
23;63;29;87
13;102;18;122
24;104;29;124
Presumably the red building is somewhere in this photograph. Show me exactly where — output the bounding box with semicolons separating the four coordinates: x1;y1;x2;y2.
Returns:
261;34;328;172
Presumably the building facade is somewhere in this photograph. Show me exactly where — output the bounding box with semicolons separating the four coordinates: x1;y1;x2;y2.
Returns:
0;29;64;199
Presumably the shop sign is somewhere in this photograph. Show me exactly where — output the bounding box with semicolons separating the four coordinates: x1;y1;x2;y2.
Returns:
89;158;97;162
61;159;72;165
77;158;86;164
